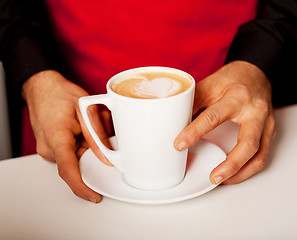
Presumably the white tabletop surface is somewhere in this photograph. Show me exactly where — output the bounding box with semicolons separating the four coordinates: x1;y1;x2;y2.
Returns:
1;104;297;240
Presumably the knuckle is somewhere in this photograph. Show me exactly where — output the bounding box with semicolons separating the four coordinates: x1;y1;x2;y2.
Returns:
72;190;81;198
267;114;276;129
204;108;220;128
47;129;71;150
246;138;260;154
36;143;55;162
253;158;265;172
227;84;252;104
228;160;241;174
254;100;269;117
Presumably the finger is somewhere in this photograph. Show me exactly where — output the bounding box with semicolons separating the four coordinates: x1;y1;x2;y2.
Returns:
53;132;102;203
174;94;239;151
223;115;275;184
209;118;265;184
76;139;89;159
36;138;56;162
77;105;113;165
192;79;215;115
100;110;114;137
76;146;88;160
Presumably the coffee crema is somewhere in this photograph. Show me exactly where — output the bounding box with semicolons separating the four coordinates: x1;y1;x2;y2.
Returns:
111;71;192;99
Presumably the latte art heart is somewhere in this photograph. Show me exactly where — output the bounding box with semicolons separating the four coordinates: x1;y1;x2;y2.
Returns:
111;71;192;99
135;77;181;98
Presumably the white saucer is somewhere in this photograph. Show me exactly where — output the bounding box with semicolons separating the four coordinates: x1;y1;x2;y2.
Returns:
80;137;226;205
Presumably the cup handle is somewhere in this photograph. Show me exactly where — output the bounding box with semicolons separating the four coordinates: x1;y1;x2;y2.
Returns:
79;94;123;172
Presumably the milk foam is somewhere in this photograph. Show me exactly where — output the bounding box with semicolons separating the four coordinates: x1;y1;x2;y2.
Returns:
111;71;191;99
135;77;181;98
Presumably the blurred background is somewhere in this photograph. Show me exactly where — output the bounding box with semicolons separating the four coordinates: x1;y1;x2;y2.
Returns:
0;62;12;160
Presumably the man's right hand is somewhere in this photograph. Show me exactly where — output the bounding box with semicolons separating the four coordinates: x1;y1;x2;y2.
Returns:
22;70;112;203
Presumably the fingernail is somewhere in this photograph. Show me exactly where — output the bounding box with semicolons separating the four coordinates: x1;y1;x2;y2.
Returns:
89;197;100;204
177;141;187;151
213;175;223;185
103;159;114;166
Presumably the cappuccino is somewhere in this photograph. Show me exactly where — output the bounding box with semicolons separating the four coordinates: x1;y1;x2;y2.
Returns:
79;67;195;190
111;70;192;99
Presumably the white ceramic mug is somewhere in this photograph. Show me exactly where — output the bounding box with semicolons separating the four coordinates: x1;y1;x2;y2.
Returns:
79;67;195;190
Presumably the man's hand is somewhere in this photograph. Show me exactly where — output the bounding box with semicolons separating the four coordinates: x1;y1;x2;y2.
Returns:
22;70;112;203
174;61;276;184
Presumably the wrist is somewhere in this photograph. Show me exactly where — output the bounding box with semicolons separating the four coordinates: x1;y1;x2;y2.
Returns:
21;70;64;103
226;61;268;81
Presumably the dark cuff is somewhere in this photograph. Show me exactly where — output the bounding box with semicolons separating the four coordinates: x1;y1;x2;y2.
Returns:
225;21;284;78
226;22;297;107
2;26;61;93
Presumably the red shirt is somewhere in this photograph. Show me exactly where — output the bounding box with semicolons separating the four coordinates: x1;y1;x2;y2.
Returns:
22;0;257;155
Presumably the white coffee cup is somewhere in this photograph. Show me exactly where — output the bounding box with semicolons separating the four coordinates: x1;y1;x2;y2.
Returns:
79;67;195;190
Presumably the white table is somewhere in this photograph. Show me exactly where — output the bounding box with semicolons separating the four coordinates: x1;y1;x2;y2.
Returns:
1;105;297;240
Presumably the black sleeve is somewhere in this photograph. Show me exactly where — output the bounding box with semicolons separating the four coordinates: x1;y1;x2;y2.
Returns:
226;0;297;107
0;0;65;156
0;0;63;92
